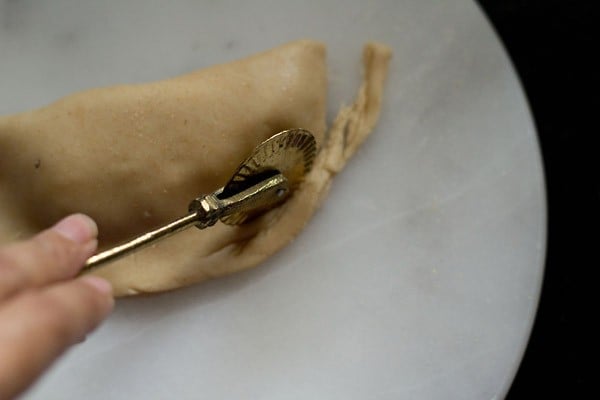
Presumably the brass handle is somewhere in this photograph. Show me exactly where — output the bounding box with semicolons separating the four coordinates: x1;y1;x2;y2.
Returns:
80;173;289;274
82;212;200;273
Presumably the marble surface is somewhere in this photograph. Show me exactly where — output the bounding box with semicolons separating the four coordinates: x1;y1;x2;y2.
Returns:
0;0;546;399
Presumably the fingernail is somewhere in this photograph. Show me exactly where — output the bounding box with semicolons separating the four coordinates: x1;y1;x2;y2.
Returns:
80;275;113;296
53;214;98;244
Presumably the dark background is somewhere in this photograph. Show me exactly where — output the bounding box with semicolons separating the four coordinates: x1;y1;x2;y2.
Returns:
476;1;595;398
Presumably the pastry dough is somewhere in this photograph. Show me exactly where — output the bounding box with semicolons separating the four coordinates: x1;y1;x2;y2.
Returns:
0;40;391;296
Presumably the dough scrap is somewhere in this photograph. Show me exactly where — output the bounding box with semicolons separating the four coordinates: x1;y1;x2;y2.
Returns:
0;41;391;296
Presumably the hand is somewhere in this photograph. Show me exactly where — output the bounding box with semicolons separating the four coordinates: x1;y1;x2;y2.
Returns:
0;214;114;399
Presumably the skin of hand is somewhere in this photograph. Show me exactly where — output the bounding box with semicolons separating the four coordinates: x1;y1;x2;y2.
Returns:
0;214;114;399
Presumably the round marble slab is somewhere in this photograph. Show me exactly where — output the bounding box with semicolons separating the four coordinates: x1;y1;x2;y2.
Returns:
0;0;546;399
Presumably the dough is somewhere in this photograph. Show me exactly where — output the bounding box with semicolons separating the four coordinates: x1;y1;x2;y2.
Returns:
0;40;391;296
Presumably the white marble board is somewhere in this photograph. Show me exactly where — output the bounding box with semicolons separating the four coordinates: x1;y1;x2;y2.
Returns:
0;1;546;399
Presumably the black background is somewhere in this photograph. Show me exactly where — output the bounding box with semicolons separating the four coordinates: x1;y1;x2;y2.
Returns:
476;1;595;398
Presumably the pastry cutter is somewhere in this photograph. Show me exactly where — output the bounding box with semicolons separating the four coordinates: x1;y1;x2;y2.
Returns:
80;128;316;274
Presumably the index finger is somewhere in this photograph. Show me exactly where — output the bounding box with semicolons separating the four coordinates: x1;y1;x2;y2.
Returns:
0;214;98;300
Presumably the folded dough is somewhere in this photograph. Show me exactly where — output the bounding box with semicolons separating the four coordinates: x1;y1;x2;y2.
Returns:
0;40;391;296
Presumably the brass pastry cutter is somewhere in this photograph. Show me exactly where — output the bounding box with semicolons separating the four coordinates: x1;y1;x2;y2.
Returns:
81;128;316;274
